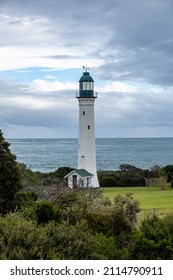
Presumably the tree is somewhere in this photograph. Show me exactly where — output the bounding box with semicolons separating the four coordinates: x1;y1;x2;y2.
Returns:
114;193;140;226
35;200;62;225
0;130;21;214
46;220;115;259
132;216;173;259
149;166;167;190
163;165;173;186
0;212;58;260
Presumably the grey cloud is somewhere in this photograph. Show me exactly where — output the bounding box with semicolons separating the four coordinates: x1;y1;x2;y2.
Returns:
91;0;173;86
1;108;75;128
96;88;173;130
0;79;77;129
98;47;173;86
0;0;111;47
1;0;173;137
45;55;75;59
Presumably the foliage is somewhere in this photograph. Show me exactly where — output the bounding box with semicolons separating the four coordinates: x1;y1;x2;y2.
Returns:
0;213;58;260
0;130;22;214
140;216;170;242
53;166;73;180
149;165;162;178
0;213;116;260
53;189;140;259
120;164;142;172
35;200;62;225
17;164;73;199
100;176;117;187
46;220;115;260
132;216;173;259
99;165;146;188
164;215;173;234
163;165;173;182
98;164;172;188
85;211;111;236
107;208;132;237
114;193;140;225
15;191;38;209
1;185;173;259
1;134;173;260
55;188;105;224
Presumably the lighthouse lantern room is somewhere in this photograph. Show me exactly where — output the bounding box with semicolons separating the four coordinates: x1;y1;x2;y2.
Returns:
79;71;94;97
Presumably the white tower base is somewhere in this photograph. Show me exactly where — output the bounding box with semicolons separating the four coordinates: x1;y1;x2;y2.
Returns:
78;97;99;188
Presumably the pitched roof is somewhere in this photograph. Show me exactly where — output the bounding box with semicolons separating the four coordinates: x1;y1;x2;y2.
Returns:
75;169;93;178
64;169;93;179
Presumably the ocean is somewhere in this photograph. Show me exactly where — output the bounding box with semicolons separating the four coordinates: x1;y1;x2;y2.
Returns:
8;138;173;173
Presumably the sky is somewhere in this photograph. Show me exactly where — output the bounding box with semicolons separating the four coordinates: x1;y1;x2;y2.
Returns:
1;0;173;138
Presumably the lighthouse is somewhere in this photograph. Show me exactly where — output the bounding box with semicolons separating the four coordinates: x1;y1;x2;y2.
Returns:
65;69;99;188
76;69;100;188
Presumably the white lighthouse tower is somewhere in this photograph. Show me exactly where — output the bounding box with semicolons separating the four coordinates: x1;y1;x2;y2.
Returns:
76;69;100;188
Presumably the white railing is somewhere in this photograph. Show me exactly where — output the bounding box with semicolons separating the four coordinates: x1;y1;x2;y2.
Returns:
75;92;98;98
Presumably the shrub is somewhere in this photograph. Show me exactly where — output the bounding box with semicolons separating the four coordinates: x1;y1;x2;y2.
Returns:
35;200;62;225
0;130;22;214
140;216;170;242
0;213;58;259
163;165;173;182
100;176;117;187
15;191;38;209
132;216;173;259
114;193;140;226
46;220;116;259
98;166;146;187
85;212;111;236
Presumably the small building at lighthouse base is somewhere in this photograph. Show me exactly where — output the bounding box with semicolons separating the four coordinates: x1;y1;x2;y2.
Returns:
64;169;94;189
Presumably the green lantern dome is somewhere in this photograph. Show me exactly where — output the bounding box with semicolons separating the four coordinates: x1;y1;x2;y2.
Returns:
79;71;94;82
79;71;94;97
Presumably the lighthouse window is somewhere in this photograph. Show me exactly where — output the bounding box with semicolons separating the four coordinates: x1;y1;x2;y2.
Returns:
87;81;94;90
88;125;90;130
83;111;85;115
86;82;93;90
83;82;87;90
81;81;94;90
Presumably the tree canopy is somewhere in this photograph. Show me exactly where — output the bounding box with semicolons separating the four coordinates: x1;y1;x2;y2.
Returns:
0;130;21;214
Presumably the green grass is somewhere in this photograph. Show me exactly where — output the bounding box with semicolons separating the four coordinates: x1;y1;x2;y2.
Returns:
101;186;173;218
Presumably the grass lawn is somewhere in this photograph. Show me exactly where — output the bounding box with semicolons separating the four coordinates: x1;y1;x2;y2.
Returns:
101;186;173;219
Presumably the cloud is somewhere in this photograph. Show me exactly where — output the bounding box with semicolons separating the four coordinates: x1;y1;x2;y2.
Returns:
0;0;105;71
32;79;78;92
1;0;173;137
96;0;173;86
96;81;138;93
0;79;77;135
1;76;173;138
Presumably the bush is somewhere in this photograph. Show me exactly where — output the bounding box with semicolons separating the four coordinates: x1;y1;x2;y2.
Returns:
0;130;22;214
0;213;58;259
54;166;73;180
98;166;146;188
46;220;116;259
100;176;117;187
139;216;170;242
163;165;173;182
85;211;111;236
35;200;62;225
114;193;140;226
15;191;38;209
132;216;173;259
